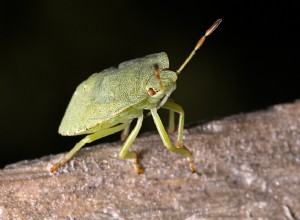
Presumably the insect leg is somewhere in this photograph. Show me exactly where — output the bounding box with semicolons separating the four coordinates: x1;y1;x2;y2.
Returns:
120;123;131;141
150;108;195;173
119;114;143;174
168;108;176;134
161;97;175;134
50;123;129;172
162;100;184;147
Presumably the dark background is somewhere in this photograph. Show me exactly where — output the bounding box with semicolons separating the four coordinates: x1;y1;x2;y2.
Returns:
0;1;299;168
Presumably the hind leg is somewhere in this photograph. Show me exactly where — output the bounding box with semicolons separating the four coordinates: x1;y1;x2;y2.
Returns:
50;123;129;172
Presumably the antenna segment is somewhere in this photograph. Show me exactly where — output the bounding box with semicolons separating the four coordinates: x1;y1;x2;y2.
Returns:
176;19;222;75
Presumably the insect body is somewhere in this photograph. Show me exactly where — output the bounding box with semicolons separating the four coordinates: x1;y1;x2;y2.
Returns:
51;19;222;174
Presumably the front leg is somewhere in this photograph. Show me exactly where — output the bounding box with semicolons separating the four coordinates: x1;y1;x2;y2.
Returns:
162;100;185;147
151;108;195;173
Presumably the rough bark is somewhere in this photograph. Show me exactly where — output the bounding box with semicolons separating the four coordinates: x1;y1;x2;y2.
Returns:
1;101;300;219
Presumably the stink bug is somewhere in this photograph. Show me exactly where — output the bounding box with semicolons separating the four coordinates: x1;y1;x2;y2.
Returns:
51;19;222;174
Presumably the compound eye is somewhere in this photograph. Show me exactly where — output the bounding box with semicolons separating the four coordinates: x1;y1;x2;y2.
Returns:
147;87;156;96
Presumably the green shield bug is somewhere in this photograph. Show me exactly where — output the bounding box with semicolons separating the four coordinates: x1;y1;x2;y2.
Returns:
51;19;222;174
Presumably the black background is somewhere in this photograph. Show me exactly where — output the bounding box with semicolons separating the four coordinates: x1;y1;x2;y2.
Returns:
0;1;299;168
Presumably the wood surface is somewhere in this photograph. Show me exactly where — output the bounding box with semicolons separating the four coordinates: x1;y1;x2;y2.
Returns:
1;101;300;219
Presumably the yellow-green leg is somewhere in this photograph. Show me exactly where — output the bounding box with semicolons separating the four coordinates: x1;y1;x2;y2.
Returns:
168;108;175;134
120;123;131;141
151;108;195;173
50;123;129;172
164;98;176;134
119;114;144;174
162;100;184;147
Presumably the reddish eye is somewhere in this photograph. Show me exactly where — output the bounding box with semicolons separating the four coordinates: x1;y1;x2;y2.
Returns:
147;87;156;96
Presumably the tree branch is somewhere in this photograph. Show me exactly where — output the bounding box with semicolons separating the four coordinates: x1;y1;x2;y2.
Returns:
1;101;300;219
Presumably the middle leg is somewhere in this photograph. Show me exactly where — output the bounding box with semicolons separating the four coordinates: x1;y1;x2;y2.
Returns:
119;114;144;174
162;100;185;147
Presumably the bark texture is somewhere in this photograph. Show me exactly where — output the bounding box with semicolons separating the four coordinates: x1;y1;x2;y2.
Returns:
1;101;300;219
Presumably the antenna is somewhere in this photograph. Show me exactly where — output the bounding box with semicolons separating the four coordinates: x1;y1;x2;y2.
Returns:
176;19;222;75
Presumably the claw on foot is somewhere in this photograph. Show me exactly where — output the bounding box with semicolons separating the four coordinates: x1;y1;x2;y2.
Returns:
132;157;143;174
133;163;143;174
50;161;62;173
187;156;196;173
173;142;196;173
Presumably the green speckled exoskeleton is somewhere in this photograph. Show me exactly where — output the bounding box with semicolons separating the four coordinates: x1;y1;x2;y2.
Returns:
51;19;222;174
